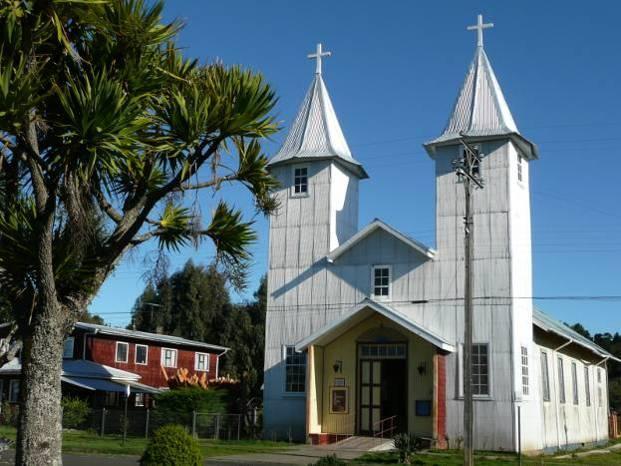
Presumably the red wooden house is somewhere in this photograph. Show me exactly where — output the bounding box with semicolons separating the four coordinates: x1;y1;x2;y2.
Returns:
0;322;229;408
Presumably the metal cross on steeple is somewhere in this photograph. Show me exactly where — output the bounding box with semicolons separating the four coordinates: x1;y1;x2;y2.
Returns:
308;43;331;75
467;14;494;48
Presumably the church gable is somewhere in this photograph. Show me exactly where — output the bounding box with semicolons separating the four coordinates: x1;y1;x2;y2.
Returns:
327;219;434;265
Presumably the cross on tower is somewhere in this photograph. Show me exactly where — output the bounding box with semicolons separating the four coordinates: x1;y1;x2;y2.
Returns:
308;43;331;75
467;14;494;48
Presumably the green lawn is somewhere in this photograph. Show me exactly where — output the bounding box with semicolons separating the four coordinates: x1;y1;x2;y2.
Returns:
0;426;291;457
354;446;621;465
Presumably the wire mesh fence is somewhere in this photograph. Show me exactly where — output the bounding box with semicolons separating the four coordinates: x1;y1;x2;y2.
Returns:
75;408;247;440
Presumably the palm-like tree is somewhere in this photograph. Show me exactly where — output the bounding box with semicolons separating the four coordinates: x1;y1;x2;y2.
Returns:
0;1;279;462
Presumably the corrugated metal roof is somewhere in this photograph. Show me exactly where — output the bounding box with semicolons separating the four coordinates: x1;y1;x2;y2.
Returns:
268;73;368;178
425;46;537;159
533;308;620;362
74;322;229;353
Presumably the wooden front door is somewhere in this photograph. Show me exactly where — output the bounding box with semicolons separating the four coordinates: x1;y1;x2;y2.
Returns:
359;359;381;435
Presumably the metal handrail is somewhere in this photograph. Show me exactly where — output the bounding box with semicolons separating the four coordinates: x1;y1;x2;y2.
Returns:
372;415;398;438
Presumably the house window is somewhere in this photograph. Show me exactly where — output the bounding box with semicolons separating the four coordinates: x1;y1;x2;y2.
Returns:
521;346;529;395
540;351;550;402
372;266;391;299
63;337;75;359
585;366;591;407
517;156;523;182
195;352;209;372
135;393;145;407
8;379;20;403
558;357;566;404
472;344;489;396
135;344;148;365
571;362;579;405
284;346;306;393
115;342;129;363
292;166;308;195
161;348;178;368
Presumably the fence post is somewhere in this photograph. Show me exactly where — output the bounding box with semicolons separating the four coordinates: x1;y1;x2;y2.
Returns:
192;411;197;438
215;414;220;440
145;409;150;439
100;407;106;437
237;414;241;441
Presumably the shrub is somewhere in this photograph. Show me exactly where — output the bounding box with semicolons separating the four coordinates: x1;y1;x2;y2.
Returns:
140;424;202;466
393;433;423;464
62;397;90;429
311;454;346;466
152;386;230;425
0;402;18;427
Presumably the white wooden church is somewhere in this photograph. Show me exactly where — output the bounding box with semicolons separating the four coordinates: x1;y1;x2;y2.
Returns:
263;16;617;452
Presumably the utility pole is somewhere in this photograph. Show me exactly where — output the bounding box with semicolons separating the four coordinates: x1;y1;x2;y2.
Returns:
454;135;484;466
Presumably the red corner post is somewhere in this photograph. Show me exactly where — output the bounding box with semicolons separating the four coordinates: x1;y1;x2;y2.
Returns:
433;351;448;449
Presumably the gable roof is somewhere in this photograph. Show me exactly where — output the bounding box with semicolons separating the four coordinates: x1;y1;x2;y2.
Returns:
327;219;435;263
296;298;455;353
533;308;620;362
267;73;368;179
74;322;229;353
424;46;537;160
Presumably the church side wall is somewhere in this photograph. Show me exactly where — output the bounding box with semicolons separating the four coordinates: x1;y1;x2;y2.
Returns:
534;331;610;451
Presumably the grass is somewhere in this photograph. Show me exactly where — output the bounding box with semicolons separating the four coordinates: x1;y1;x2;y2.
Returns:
0;425;291;457
354;445;621;465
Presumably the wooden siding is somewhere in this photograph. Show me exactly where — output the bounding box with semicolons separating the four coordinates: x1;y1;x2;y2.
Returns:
86;335;219;388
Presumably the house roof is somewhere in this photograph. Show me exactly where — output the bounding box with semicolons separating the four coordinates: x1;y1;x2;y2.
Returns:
267;72;368;179
327;219;435;263
62;376;161;394
424;45;537;160
62;359;140;381
533;308;620;362
296;298;455;353
74;322;229;353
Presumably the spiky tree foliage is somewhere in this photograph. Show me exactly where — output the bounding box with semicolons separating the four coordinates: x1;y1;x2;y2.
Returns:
0;1;279;463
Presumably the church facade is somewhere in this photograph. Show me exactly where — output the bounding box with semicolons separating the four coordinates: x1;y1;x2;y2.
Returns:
263;20;617;452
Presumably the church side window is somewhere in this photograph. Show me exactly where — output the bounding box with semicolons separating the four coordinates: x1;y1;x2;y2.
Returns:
557;357;566;404
472;343;489;396
571;362;579;405
372;266;391;299
540;350;550;402
584;366;591;407
521;346;529;395
292;166;308;195
284;346;306;393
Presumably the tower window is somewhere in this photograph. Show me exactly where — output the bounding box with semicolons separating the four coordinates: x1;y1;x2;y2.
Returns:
540;350;550;402
517;156;523;182
372;266;391;299
292;166;308;195
284;346;306;393
472;343;489;396
521;346;529;396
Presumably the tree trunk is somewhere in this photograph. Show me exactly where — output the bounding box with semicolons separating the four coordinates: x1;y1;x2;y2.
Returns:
15;308;66;465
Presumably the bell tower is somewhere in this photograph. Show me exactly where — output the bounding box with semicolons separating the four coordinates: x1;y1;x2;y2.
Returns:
424;14;539;448
263;44;368;440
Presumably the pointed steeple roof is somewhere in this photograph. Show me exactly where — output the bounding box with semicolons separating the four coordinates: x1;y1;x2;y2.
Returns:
268;45;368;178
425;16;537;159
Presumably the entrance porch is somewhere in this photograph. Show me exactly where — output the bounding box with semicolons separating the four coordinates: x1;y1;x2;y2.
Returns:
295;299;454;447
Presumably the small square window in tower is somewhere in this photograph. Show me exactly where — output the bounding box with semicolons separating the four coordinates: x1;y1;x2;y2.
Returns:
293;166;308;195
372;266;391;299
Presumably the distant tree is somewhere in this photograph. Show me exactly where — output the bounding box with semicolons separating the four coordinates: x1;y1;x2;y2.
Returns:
568;323;592;340
221;276;267;435
79;312;105;326
130;261;231;343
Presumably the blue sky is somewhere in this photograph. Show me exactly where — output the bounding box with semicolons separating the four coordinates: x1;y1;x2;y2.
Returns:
91;0;621;334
